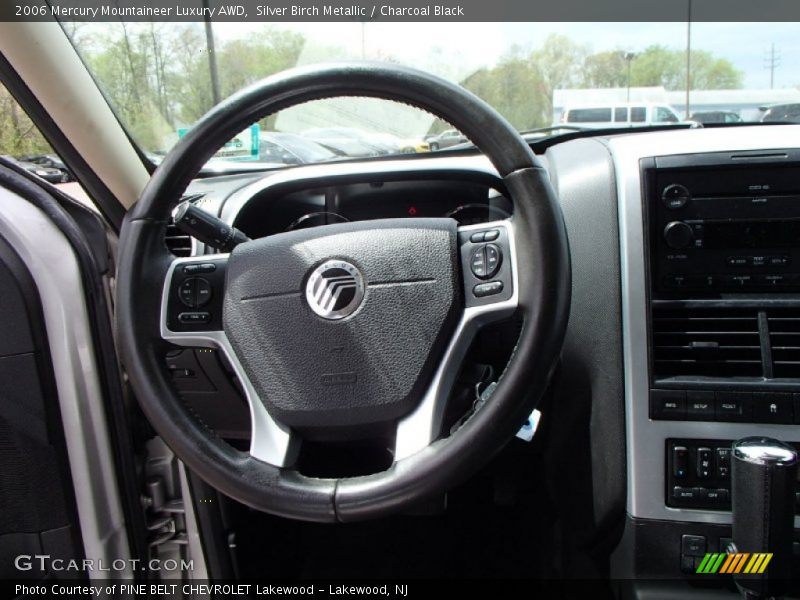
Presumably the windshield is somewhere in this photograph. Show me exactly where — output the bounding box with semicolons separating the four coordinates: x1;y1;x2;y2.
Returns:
63;21;800;168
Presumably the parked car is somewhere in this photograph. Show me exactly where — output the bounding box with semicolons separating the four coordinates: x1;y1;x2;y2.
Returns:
689;110;743;124
1;154;67;183
259;132;339;164
362;132;430;153
19;153;74;181
303;127;393;157
559;103;682;128
425;128;467;150
760;103;800;123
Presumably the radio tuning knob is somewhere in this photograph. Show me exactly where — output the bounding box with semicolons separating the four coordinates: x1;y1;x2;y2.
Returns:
664;221;694;249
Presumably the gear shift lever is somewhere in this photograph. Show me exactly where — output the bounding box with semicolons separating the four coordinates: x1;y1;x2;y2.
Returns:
732;437;797;599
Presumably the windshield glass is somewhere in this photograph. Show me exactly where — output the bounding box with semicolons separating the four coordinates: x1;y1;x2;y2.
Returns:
64;21;800;168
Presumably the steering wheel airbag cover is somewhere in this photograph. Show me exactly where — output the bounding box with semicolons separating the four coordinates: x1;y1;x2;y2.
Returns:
224;218;460;428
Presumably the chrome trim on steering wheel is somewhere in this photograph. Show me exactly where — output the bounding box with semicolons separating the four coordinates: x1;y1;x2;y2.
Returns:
159;255;297;468
394;219;519;460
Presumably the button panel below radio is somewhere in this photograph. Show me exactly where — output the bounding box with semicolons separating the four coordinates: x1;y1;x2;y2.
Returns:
650;388;799;424
666;439;800;513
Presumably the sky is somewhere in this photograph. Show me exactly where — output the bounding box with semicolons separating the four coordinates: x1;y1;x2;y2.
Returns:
213;21;800;90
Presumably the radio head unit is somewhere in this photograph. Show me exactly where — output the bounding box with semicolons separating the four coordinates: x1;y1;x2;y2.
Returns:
645;150;800;296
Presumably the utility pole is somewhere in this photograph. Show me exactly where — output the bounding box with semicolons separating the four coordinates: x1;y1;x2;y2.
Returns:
764;43;781;89
685;0;692;119
624;52;636;103
203;0;221;106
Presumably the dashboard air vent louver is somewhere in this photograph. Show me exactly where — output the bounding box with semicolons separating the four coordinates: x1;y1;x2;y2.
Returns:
164;222;192;256
652;306;763;378
767;308;800;378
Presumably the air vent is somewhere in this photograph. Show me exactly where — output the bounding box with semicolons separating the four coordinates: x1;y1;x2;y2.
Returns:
165;222;192;256
652;306;763;378
767;308;800;378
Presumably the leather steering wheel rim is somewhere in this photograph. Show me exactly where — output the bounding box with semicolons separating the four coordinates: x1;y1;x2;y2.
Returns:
116;62;571;522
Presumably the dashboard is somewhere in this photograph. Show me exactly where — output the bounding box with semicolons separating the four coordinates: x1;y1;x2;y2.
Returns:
164;124;800;588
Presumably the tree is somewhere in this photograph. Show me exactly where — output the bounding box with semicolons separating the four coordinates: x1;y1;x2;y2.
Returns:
582;50;630;88
630;45;742;90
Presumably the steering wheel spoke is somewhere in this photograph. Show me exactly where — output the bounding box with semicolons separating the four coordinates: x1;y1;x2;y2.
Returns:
394;219;519;461
160;255;299;467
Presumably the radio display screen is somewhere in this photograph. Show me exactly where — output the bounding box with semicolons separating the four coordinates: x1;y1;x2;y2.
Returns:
703;220;800;249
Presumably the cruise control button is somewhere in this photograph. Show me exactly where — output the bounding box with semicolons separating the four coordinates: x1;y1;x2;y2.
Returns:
470;247;487;278
484;244;502;278
473;280;504;298
178;312;211;324
178;278;197;307
195;277;213;307
483;229;500;242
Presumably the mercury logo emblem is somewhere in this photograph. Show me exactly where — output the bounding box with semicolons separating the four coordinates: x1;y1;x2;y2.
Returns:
305;260;365;320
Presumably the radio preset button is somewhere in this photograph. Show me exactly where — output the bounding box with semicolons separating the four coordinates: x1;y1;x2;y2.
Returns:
769;255;791;267
726;256;749;267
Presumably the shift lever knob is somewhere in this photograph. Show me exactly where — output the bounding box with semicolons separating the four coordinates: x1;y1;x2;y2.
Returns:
732;437;797;599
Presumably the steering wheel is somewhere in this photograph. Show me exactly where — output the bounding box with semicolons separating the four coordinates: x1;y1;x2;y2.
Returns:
116;63;571;522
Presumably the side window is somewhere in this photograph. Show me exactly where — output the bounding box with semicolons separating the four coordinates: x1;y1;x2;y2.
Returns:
614;107;628;122
0;81;92;209
655;107;679;123
567;108;613;123
630;107;646;123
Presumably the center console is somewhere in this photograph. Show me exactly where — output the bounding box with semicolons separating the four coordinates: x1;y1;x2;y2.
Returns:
643;149;800;511
608;128;800;589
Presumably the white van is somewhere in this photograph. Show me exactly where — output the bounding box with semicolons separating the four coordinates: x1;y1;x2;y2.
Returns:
558;103;682;128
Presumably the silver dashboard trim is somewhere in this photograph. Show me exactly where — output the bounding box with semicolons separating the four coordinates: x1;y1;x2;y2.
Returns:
395;219;519;460
159;255;297;467
609;124;800;526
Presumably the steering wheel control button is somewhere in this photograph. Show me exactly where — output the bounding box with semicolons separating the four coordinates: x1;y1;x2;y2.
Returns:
183;263;217;275
195;277;212;307
470;247;488;278
473;280;504;298
483;229;500;242
662;183;691;209
178;278;197;307
470;232;486;243
178;312;211;324
485;244;502;277
305;260;365;320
